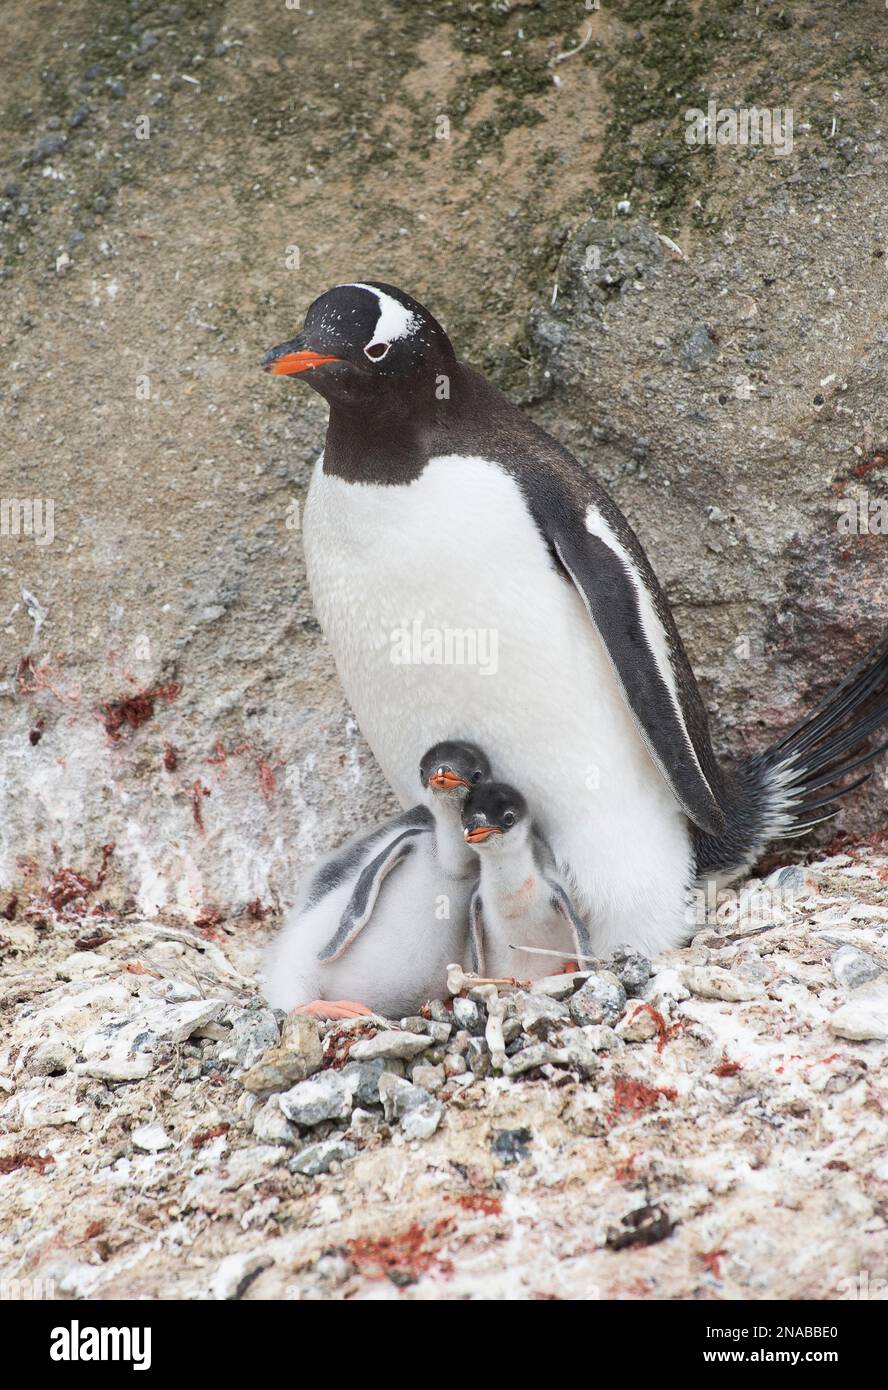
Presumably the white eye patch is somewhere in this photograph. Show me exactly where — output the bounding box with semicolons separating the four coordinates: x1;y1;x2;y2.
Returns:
344;282;419;343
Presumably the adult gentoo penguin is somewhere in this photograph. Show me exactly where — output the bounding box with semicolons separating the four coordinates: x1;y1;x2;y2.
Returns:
262;281;888;954
263;740;491;1018
461;781;592;981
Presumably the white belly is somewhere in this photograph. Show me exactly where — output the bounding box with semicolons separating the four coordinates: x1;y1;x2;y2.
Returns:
303;454;693;954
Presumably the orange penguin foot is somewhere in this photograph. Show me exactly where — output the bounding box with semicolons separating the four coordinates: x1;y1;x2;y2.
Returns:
293;999;374;1021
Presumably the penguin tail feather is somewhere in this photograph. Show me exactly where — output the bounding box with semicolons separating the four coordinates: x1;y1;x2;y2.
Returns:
749;632;888;842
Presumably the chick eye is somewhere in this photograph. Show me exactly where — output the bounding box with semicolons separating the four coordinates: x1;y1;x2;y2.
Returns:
503;811;516;827
364;341;390;361
471;770;483;783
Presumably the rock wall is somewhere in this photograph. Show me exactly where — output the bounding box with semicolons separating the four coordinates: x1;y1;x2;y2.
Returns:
1;0;886;921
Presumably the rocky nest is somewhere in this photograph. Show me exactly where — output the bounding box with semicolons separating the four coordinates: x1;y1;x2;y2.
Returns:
2;847;888;1300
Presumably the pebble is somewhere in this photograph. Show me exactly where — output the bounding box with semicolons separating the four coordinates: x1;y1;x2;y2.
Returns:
208;1251;270;1301
681;965;764;1002
608;946;653;996
569;971;626;1026
377;1073;431;1123
131;1123;173;1153
831;945;882;991
452;997;484;1034
400;1016;451;1044
503;1042;568;1076
252;1097;300;1146
829;984;888;1042
465;1038;490;1078
517;993;570;1036
530;972;589;1000
278;1071;355;1127
221;1006;280;1068
348;1030;431;1061
644;968;691;1006
411;1062;445;1092
681;325;718;371
401;1099;444;1141
239;1016;322;1093
348;1107;381;1140
340;1057;387;1106
28;1039;75;1076
289;1138;356;1176
615;1003;660;1042
491;1127;532;1163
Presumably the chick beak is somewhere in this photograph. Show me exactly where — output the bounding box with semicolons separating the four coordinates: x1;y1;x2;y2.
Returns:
429;768;468;791
463;817;502;844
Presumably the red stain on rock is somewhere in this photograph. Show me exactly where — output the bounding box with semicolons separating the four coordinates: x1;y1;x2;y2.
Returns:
610;1076;677;1123
712;1058;743;1077
190;779;211;833
40;843;115;917
191;1123;230;1150
162;742;178;772
258;760;277;802
99;682;181;740
345;1218;455;1285
2;895;17;920
447;1192;502;1216
0;1152;55;1176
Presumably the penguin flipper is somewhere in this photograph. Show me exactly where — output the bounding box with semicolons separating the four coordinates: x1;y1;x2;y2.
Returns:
469;890;485;976
545;877;593;963
317;826;428;963
549;507;725;835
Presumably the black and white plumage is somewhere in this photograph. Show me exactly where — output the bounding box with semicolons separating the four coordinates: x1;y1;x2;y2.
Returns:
460;782;591;980
263;281;888;954
262;741;490;1017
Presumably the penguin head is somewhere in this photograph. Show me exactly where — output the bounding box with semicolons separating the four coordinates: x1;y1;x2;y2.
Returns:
461;782;530;851
261;282;455;410
419;740;491;802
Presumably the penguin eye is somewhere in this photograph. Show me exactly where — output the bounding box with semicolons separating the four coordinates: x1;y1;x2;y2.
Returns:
503;810;516;827
364;341;391;361
471;770;483;784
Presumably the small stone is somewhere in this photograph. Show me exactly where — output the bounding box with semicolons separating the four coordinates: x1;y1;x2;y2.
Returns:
443;1051;467;1076
131;1123;173;1152
569;971;626;1026
140;31;159;50
530;971;590;1000
208;1251;270;1301
289;1138;355;1176
339;1057;387;1106
829;985;888;1042
377;1073;431;1123
644;968;690;1006
279;1071;355;1127
452;997;484;1034
832;945;882;991
503;1042;568;1076
681;325;717;371
348;1107;381;1140
34;134;67;160
426;999;452;1025
239;1015;322;1092
465;1038;490;1078
411;1062;445;1092
348;1030;431;1061
29;1039;75;1076
517;993;570;1037
68;105;90;129
252;1097;300;1146
615;1003;660;1043
681;965;764;1002
110;81;127;99
401;1099;443;1141
559;1024;624;1054
400;1016;451;1044
221;1006;280;1068
608;945;653;996
491;1127;532;1163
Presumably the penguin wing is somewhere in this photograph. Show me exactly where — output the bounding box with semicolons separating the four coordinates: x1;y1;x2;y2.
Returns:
469;890;485;975
317;824;430;962
544;877;593;963
547;500;725;834
303;805;432;912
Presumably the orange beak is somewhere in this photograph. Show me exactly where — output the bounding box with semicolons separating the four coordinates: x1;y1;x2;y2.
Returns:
429;769;468;791
463;824;502;844
264;350;341;375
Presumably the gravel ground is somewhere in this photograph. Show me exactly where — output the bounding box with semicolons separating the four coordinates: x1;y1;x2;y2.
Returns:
2;838;888;1302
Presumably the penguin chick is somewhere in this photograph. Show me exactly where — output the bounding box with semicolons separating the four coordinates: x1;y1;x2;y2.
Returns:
263;740;491;1019
461;782;591;981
